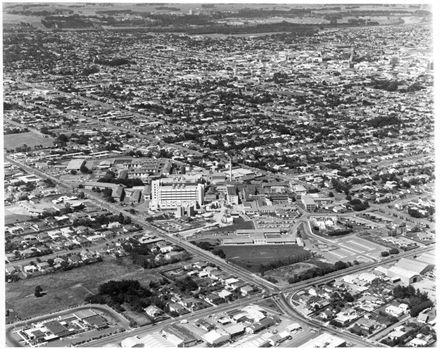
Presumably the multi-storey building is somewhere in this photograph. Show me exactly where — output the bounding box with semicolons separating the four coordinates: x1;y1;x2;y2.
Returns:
150;177;204;210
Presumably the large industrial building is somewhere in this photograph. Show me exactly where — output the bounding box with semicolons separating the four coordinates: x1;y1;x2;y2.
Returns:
150;176;204;210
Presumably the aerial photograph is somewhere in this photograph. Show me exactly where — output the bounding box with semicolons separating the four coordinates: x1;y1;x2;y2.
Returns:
2;1;436;348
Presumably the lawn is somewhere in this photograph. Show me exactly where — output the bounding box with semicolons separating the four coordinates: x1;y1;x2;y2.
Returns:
6;257;164;319
4;132;54;150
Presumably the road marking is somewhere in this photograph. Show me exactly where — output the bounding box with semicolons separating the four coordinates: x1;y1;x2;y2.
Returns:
326;249;349;259
338;243;362;254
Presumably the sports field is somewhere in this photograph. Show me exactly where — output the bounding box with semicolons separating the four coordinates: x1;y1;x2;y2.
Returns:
219;244;311;272
4;132;54;150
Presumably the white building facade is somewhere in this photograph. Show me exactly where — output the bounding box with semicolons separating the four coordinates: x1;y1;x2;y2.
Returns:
150;177;204;210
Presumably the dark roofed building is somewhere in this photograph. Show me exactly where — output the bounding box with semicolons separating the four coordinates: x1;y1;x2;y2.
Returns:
83;314;108;329
44;320;70;338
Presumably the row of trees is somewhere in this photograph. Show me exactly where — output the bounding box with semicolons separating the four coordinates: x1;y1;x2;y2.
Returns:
288;260;358;284
72;212;131;228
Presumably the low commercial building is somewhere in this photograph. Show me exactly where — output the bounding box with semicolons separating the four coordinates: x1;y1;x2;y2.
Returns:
161;324;200;347
202;329;230;346
299;333;346;348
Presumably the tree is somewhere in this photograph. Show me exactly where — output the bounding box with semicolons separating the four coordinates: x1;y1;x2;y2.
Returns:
57;134;69;143
34;285;43;297
389;248;399;255
410;300;433;317
334;261;348;270
213;249;226;259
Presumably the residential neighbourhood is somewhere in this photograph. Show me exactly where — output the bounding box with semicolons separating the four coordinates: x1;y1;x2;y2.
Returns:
3;3;435;348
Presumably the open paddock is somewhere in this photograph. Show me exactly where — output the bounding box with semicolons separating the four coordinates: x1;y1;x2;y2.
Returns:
6;257;164;319
4;132;54;151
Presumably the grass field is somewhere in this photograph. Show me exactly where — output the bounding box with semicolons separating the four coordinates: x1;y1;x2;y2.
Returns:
265;262;318;286
4;132;54;150
6;257;164;319
5;205;33;224
218;244;310;272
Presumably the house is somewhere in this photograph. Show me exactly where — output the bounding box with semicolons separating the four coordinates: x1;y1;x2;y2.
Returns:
218;289;233;301
355;317;377;334
68;254;82;266
387;325;408;341
167;302;187;316
204;293;224;305
224;277;240;286
36;262;50;271
240;285;255;296
144;305;164;319
160;245;174;254
417;308;436;324
334;309;359;326
23;265;38;273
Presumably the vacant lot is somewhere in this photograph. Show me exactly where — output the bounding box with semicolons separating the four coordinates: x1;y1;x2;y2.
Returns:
265;262;319;286
4;132;54;150
218;244;310;272
6;257;164;319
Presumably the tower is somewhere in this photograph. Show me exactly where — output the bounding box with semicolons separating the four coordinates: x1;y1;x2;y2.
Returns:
349;47;355;68
229;158;233;181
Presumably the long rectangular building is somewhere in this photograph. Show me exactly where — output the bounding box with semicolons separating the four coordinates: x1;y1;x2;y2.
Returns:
222;229;297;246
